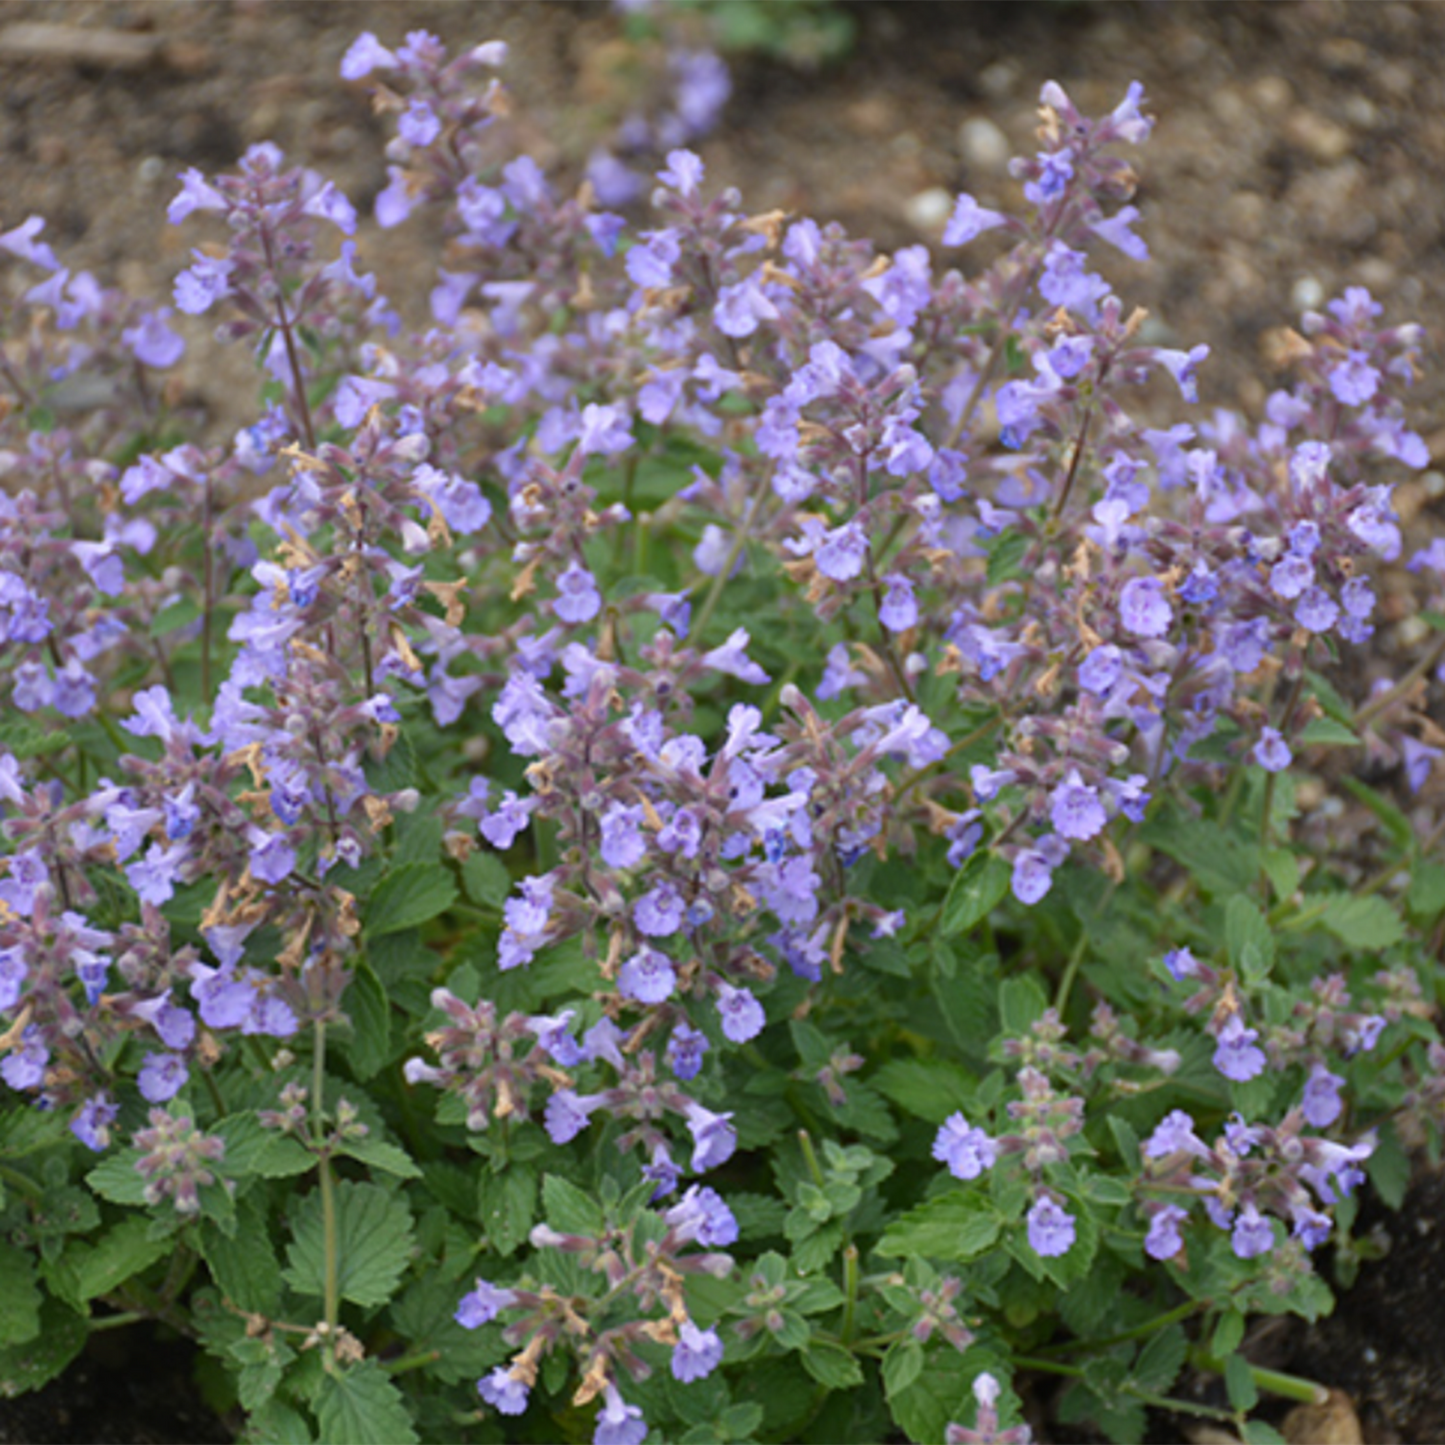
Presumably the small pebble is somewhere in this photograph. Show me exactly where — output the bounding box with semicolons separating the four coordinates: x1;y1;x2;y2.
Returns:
903;186;953;231
958;116;1010;172
1291;275;1326;311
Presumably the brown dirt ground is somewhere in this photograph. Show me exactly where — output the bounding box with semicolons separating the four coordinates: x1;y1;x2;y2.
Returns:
3;1;1445;1441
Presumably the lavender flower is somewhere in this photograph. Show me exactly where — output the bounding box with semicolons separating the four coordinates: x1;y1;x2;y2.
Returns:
932;1113;998;1180
1213;1014;1266;1083
1026;1195;1076;1258
671;1321;724;1383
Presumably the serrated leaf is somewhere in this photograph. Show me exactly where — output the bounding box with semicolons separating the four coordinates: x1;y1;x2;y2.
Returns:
215;1113;313;1179
314;1360;418;1445
882;1340;924;1397
801;1340;864;1390
887;1347;1002;1445
1140;807;1257;895
1318;894;1404;950
877;1192;1001;1261
940;852;1010;938
1224;1351;1259;1411
343;963;391;1080
71;1215;170;1300
479;1166;536;1257
1225;896;1275;981
1367;1120;1409;1210
1297;717;1359;747
1212;1308;1246;1358
365;863;457;939
229;1334;295;1413
462;851;511;909
541;1172;606;1237
1340;776;1414;852
0;1241;41;1345
284;1181;414;1308
243;1398;314;1445
0;1299;86;1398
336;1134;422;1180
200;1196;283;1315
998;974;1048;1038
85;1150;150;1205
1133;1323;1188;1396
1241;1421;1289;1445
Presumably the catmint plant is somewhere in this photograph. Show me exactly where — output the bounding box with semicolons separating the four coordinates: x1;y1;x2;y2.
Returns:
0;30;1439;1445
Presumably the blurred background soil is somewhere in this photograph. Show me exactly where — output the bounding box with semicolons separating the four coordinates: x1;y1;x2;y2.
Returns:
3;1;1445;1440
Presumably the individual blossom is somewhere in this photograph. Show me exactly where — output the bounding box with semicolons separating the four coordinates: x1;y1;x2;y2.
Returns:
1049;770;1106;842
1118;576;1171;638
455;1279;519;1329
715;983;765;1043
666;1022;709;1081
1300;1064;1344;1128
553;561;602;624
478;1366;530;1416
1253;727;1291;773
137;1052;189;1104
932;1113;997;1180
1143;1203;1188;1261
671;1321;724;1383
1230;1201;1275;1259
943;193;1006;246
945;1371;1034;1445
594;1381;647;1445
1212;1014;1266;1082
684;1102;736;1172
618;948;676;1005
1026;1194;1076;1258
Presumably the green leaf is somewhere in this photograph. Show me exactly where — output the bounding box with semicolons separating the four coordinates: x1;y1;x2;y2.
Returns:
343;963;391;1080
229;1334;295;1412
877;1192;1001;1262
85;1150;150;1206
871;1059;976;1125
284;1181;414;1308
940;852;1010;938
244;1398;314;1445
200;1197;284;1315
1140;807;1257;895
1132;1323;1188;1396
1317;894;1404;951
365;862;457;938
1241;1422;1289;1445
1407;861;1445;922
887;1347;1001;1445
0;1241;41;1345
1224;1351;1259;1411
70;1215;170;1300
541;1173;606;1237
314;1360;419;1445
1225;896;1275;981
987;531;1029;587
1297;717;1359;747
998;974;1048;1038
479;1166;536;1257
1212;1309;1246;1357
0;1299;86;1398
215;1113;313;1179
881;1340;924;1398
462;851;511;909
335;1134;421;1180
1340;776;1414;853
1262;847;1300;903
801;1340;864;1390
1367;1120;1410;1210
